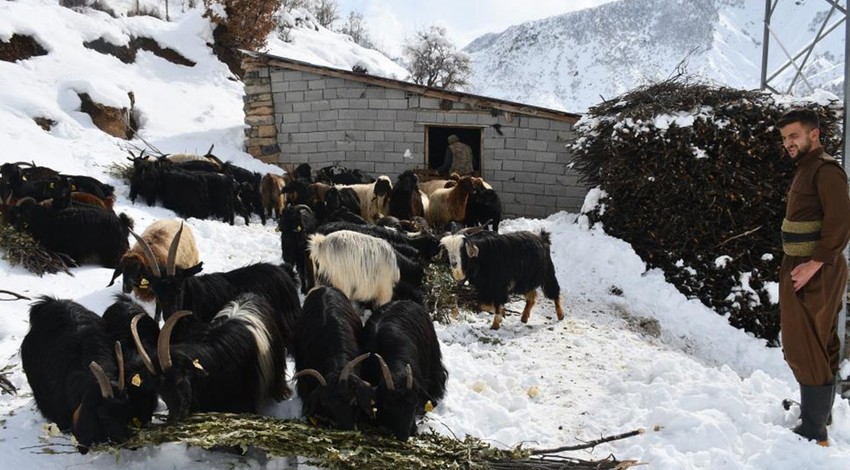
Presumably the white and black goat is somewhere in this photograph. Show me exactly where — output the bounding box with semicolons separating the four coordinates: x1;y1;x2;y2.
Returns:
360;300;447;440
292;287;373;429
337;175;393;223
21;297;132;453
154;294;289;420
440;230;564;329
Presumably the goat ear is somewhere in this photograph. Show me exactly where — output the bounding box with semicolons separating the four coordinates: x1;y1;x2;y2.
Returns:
107;266;122;287
465;241;479;258
185;262;203;276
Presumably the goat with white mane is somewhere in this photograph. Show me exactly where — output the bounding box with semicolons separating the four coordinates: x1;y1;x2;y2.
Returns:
308;230;400;307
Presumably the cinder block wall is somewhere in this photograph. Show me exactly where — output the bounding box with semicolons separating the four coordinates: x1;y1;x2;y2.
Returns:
243;67;587;217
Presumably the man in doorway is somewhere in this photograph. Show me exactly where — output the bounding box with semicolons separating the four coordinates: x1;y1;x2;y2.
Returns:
777;108;850;447
436;134;474;177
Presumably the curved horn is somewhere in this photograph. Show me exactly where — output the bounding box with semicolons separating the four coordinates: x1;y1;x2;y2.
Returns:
292;369;327;387
89;361;114;399
166;222;184;276
339;353;370;383
293;204;313;215
130;314;156;375
373;354;395;391
12;161;34;167
157;310;192;371
114;341;125;393
129;230;161;277
405;363;413;390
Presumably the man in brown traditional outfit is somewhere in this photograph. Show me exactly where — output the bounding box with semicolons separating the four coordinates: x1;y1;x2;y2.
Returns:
436;135;474;176
778;108;850;446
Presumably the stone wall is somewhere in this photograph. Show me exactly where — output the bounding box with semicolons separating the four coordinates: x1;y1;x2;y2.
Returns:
243;66;587;217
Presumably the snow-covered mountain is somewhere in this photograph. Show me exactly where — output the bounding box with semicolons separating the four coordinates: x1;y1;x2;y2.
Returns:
464;0;845;112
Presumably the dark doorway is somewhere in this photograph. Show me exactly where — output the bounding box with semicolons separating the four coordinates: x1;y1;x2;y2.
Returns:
427;126;482;175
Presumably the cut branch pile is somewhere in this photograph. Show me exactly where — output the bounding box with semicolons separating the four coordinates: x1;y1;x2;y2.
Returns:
424;261;479;323
101;412;642;469
571;76;843;345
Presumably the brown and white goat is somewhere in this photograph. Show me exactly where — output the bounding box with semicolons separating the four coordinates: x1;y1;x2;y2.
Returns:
337;175;393;223
108;220;199;303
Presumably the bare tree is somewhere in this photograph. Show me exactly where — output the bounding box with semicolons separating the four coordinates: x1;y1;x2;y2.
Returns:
338;10;373;48
402;25;471;90
312;0;338;28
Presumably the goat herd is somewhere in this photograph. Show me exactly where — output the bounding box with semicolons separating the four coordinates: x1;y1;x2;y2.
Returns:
0;154;564;454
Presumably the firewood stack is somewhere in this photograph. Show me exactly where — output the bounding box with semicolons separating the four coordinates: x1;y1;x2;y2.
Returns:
571;77;843;345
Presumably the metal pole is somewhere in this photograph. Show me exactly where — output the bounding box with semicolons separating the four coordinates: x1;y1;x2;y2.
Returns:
840;0;850;397
761;0;772;89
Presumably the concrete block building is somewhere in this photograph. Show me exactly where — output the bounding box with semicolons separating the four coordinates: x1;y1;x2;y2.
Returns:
242;52;587;217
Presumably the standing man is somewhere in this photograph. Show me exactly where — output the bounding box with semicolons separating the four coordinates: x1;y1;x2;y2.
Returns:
436;134;474;177
778;108;850;446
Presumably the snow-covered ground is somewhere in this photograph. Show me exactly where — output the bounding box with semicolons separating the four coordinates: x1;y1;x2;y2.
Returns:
1;1;849;469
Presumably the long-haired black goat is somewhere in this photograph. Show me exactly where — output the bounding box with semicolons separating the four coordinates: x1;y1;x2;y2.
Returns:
9;198;132;268
440;230;563;329
360;300;447;440
292;287;373;430
154;294;289;420
388;170;428;221
21;297;132;453
102;295;160;427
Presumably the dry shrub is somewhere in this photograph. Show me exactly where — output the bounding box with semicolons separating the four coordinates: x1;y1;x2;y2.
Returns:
204;0;282;75
571;76;843;345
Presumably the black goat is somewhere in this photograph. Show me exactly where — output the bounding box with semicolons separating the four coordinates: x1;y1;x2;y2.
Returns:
21;297;132;453
440;230;563;329
465;188;502;232
9;198;132;268
316;164;374;185
102;295;160;426
360;300;447;440
279;204;318;294
388;170;427;221
222;162;265;225
155;294;289;420
292;287;373;429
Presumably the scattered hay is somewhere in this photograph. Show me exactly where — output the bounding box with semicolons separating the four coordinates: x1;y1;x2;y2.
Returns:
102;413;640;469
105;161;134;183
424;262;477;324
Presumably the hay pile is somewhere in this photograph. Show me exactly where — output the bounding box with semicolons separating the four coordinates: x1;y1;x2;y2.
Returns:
101;413;641;469
571;77;843;345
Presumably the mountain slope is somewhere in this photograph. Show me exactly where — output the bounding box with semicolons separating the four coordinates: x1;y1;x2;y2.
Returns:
465;0;844;112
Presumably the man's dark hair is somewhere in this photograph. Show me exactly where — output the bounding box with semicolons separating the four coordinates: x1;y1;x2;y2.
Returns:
777;108;820;131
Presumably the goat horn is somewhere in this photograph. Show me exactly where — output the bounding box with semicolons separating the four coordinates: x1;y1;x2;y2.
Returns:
130;314;156;375
129;230;161;278
293;204;313;214
166;222;184;276
89;361;114;399
114;341;125;393
292;369;327;387
339;353;370;383
12;161;33;167
405;363;413;390
373;353;395;391
157;310;192;371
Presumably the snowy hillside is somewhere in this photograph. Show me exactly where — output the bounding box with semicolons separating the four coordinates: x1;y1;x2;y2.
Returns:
1;1;850;469
465;0;845;112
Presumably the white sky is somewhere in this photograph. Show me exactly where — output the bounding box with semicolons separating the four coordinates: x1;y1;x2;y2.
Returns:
337;0;621;56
